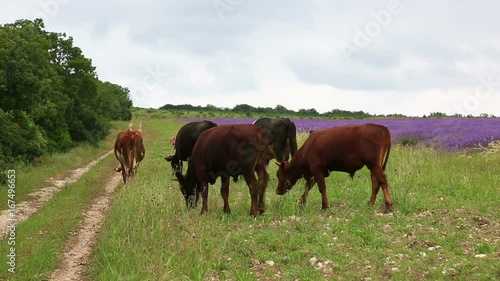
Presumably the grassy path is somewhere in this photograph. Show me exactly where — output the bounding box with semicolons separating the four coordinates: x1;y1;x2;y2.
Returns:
50;173;122;281
0;121;132;280
0;152;121;280
0;150;113;240
0;129;120;212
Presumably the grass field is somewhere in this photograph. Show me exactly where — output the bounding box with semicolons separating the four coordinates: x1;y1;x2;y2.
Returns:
0;117;498;280
82;119;499;280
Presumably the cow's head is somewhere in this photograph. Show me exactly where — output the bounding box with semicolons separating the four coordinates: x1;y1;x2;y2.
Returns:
275;161;296;195
275;139;291;162
175;171;199;209
165;155;182;173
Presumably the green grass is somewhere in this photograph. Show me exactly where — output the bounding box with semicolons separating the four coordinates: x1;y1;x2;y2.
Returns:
0;121;130;212
87;119;500;280
0;153;120;280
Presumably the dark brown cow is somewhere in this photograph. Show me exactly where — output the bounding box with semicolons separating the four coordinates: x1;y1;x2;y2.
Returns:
114;129;146;183
175;124;270;216
275;124;393;212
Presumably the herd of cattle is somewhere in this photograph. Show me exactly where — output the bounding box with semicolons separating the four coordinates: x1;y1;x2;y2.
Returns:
113;118;393;216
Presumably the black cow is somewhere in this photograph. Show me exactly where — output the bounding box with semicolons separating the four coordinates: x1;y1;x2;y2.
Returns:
253;118;298;162
165;120;217;173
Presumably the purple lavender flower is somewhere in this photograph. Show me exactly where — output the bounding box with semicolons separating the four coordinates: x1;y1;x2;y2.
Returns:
179;117;500;151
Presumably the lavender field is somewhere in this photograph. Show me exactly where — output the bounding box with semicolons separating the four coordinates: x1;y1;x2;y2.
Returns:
181;117;500;151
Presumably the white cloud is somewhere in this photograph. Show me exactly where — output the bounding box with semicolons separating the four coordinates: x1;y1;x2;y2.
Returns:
1;0;500;116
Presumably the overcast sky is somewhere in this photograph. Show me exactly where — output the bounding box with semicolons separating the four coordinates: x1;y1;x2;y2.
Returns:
2;0;500;116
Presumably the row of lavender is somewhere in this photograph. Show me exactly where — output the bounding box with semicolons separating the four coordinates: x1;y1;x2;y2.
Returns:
180;118;500;151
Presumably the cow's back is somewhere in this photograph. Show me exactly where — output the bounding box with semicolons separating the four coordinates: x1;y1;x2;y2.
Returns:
131;130;145;162
190;124;268;178
175;121;217;159
300;124;390;173
114;131;132;161
253;117;297;161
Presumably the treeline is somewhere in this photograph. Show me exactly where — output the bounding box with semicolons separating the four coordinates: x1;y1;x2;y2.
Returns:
426;112;497;118
159;104;497;119
159;103;378;119
0;19;132;182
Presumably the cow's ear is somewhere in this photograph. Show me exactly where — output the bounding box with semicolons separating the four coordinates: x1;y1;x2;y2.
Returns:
165;155;174;162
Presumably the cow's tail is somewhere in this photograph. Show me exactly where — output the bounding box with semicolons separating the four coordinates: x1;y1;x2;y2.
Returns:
382;143;390;171
382;127;391;171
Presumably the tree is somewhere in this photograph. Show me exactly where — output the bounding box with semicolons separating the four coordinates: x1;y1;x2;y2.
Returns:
0;19;133;183
232;104;254;112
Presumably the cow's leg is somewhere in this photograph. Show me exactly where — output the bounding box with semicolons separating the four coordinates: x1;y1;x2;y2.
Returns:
370;167;393;212
369;172;380;207
256;164;269;214
313;172;329;209
132;155;139;178
299;176;314;207
243;172;259;217
119;164;126;184
220;177;231;214
200;181;209;214
115;150;127;183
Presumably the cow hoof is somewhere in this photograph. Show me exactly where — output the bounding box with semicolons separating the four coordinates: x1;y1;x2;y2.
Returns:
223;208;231;214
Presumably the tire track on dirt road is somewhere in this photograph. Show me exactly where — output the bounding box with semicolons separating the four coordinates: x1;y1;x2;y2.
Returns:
0;150;114;240
50;173;122;281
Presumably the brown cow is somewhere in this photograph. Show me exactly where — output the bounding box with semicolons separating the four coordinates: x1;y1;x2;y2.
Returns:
114;129;146;183
175;124;270;217
275;123;393;212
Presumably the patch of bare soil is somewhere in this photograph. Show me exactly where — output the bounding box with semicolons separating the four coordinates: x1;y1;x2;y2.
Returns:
0;150;113;240
50;173;122;281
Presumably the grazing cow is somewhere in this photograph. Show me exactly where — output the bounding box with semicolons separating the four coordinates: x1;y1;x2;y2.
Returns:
175;124;270;217
275;124;393;212
253;118;298;162
114;129;146;183
165;120;217;173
